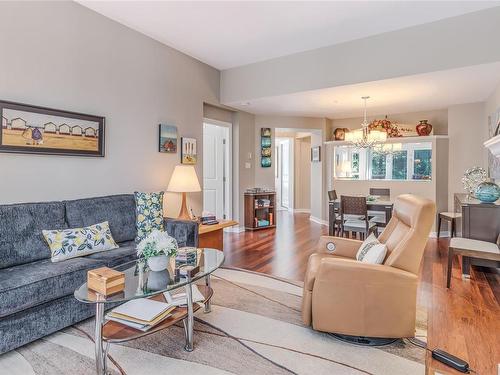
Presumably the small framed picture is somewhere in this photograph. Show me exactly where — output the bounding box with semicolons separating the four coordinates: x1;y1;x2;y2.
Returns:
181;137;197;164
158;124;177;153
311;146;321;162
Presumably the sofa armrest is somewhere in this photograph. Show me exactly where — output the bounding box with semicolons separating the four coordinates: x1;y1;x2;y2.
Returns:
315;236;362;259
164;218;199;247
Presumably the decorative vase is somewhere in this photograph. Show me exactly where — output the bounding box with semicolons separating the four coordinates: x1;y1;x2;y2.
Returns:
147;255;169;272
474;181;500;203
147;270;170;291
416;120;432;136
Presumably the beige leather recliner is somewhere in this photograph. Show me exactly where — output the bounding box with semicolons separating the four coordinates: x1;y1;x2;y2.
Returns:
302;194;436;338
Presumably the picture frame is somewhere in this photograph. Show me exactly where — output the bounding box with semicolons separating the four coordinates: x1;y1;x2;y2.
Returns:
158;124;177;153
311;146;321;162
181;137;197;164
0;100;105;157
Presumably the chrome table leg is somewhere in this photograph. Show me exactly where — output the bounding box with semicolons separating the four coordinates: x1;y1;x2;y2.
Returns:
184;276;194;352
204;274;211;313
95;300;106;374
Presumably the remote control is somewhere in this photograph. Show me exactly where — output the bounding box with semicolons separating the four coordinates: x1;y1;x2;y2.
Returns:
432;349;470;373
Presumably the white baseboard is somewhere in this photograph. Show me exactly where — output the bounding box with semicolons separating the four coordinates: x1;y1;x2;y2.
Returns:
429;231;451;238
309;216;328;226
294;209;311;214
224;226;246;233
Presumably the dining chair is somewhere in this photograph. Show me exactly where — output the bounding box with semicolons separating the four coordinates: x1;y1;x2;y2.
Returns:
328;190;342;236
368;188;391;234
340;195;377;240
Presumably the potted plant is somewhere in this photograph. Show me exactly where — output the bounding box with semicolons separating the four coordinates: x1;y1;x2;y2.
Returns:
136;230;178;271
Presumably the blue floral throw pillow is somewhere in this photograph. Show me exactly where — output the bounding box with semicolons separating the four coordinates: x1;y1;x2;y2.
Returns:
43;221;119;263
134;191;165;242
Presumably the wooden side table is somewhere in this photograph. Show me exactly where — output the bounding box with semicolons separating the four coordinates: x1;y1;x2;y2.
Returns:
447;237;500;287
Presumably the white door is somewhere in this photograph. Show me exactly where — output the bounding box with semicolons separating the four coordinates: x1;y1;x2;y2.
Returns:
280;140;291;208
203;123;229;218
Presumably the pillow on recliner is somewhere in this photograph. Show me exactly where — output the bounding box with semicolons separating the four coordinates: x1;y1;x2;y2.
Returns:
356;233;387;264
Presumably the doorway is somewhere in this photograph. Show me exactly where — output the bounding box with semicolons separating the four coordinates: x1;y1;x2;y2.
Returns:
203;120;231;219
275;137;293;210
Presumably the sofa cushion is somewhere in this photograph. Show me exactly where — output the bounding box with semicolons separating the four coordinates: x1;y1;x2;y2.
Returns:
0;257;103;317
0;201;67;269
87;241;137;267
65;194;137;243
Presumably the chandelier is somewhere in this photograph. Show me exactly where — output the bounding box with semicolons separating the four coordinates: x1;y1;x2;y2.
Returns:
373;143;403;156
345;96;387;148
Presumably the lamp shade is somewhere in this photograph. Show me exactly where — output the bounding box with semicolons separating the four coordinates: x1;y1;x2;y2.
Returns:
167;165;201;193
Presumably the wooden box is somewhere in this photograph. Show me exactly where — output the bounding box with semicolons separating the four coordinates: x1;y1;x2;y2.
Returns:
87;267;125;296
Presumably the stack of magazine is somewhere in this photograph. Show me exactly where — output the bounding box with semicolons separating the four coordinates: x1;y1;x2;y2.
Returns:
106;298;176;332
175;247;198;267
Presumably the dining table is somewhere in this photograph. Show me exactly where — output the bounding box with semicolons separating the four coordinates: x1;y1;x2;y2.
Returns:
328;196;394;237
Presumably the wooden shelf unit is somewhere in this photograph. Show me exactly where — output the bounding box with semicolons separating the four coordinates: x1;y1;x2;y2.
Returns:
244;191;276;231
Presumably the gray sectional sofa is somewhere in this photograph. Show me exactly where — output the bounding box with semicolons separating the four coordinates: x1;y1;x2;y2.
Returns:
0;194;198;354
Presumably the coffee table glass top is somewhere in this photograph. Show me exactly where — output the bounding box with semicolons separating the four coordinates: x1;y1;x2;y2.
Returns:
74;248;224;304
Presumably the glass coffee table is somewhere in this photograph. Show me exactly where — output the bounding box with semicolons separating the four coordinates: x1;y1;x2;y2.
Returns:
74;248;224;375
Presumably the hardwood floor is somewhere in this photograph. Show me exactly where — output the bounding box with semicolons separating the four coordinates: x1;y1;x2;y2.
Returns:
223;211;500;375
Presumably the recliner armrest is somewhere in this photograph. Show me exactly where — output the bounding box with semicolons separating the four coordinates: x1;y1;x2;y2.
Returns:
316;257;417;286
315;236;362;259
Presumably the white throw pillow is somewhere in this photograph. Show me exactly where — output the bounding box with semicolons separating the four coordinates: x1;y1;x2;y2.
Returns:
43;221;119;263
356;233;387;264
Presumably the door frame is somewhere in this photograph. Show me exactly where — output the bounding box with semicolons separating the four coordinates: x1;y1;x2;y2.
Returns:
203;118;233;220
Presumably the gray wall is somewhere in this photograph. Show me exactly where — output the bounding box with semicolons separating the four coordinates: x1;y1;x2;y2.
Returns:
0;2;220;218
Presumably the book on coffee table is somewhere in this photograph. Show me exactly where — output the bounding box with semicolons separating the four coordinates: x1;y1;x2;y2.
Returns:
106;298;176;331
163;284;205;306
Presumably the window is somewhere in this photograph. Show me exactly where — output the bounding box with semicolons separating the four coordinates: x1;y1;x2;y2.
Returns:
333;142;432;181
370;153;386;179
413;149;432;180
392;151;408;180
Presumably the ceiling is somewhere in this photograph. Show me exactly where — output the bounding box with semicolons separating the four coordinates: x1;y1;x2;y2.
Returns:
78;1;498;70
230;62;500;118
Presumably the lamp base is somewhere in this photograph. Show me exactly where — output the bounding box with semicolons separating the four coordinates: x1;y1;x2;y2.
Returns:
177;192;192;220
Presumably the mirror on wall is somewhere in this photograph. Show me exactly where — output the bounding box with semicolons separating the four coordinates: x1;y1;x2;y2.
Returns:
333;142;432;181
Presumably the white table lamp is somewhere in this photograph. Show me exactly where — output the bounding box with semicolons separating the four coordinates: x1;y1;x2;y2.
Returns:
167;165;201;220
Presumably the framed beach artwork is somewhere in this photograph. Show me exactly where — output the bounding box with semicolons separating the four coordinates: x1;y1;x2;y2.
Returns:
158;124;177;153
0;100;105;157
181;137;197;164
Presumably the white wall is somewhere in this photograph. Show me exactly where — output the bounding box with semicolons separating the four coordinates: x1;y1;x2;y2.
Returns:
294;136;311;210
447;102;486;209
0;2;219;218
221;8;500;104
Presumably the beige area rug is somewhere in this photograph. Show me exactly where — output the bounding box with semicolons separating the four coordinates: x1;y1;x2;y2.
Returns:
0;267;427;375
